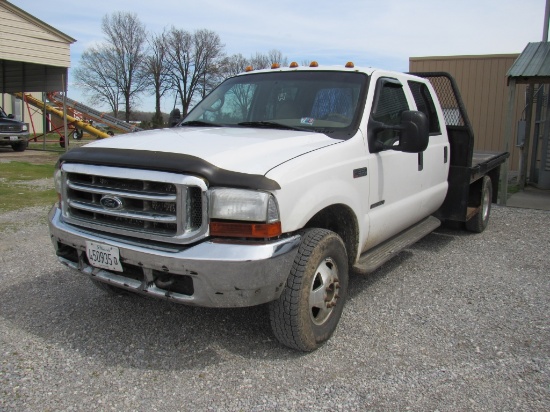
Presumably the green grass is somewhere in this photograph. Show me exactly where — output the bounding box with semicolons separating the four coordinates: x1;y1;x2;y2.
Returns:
28;133;100;152
0;161;57;212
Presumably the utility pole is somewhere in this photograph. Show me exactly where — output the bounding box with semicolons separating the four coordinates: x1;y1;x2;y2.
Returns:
544;0;549;41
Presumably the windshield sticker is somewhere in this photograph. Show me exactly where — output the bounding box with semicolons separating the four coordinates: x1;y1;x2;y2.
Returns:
300;117;314;125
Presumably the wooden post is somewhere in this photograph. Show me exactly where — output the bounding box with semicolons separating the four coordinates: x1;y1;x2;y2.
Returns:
62;72;69;152
499;78;517;205
518;84;534;190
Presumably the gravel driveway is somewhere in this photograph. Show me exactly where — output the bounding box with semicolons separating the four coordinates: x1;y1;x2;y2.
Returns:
1;205;548;411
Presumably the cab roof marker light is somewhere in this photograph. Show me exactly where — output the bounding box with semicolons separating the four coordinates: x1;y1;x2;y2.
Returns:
345;61;355;68
309;61;319;67
289;62;299;68
245;66;254;72
271;63;280;69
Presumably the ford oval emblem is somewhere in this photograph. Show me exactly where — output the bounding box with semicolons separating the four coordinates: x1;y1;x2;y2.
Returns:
100;195;124;210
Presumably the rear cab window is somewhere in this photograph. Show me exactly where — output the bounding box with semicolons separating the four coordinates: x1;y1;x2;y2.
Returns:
408;81;441;135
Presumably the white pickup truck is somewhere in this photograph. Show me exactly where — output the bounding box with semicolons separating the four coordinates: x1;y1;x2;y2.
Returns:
48;65;508;351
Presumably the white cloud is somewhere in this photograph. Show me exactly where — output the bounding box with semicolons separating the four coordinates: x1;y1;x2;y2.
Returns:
10;0;545;111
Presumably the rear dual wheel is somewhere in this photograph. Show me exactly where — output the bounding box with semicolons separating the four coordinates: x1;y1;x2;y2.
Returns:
269;228;349;351
466;176;492;233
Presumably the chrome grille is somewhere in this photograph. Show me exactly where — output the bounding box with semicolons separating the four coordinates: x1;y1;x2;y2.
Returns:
0;125;23;132
61;164;208;244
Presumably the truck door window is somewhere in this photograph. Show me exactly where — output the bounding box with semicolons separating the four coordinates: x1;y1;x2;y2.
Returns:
370;78;409;148
408;81;441;135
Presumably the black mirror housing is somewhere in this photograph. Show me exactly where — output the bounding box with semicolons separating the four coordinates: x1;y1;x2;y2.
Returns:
369;110;429;153
394;110;429;153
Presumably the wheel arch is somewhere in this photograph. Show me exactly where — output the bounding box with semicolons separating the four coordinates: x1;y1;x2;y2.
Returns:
302;203;360;267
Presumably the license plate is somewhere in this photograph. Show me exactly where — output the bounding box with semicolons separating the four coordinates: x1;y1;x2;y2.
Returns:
86;241;123;272
9;136;17;141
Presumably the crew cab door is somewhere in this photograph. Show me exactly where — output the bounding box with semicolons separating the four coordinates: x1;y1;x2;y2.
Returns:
363;74;447;250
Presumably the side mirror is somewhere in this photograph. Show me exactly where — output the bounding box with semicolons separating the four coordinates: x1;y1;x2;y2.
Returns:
370;110;429;153
7;114;15;119
394;110;429;153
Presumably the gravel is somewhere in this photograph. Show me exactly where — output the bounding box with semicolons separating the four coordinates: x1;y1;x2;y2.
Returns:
1;205;549;411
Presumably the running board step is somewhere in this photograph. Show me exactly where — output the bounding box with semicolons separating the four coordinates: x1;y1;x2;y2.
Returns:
353;216;441;274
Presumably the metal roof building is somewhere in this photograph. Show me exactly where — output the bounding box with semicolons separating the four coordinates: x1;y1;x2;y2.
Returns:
504;42;550;196
507;42;550;83
0;0;75;94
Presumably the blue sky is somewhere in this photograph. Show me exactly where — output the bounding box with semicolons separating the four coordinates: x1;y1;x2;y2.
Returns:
11;0;547;113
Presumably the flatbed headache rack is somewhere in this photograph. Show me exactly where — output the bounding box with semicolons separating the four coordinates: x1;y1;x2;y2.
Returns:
410;72;509;223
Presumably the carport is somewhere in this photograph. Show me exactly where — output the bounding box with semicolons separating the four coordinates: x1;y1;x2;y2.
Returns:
500;41;550;203
0;0;75;143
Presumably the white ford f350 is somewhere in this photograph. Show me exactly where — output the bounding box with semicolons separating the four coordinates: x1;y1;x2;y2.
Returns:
48;64;508;351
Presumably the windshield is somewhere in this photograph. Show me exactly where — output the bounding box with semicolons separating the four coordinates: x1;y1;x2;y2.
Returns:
0;107;7;118
182;71;368;139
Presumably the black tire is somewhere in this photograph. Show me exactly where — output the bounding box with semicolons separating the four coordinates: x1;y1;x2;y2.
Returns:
269;228;349;351
466;176;492;233
11;141;26;152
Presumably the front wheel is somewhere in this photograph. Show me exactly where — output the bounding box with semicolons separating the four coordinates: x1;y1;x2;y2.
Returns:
466;175;492;233
269;228;349;351
11;141;27;152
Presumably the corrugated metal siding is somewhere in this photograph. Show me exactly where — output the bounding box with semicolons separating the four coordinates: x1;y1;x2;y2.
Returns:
410;55;525;172
0;4;71;67
507;42;550;80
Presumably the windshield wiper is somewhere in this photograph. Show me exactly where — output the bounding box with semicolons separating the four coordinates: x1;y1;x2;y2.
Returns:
179;120;220;127
237;121;310;132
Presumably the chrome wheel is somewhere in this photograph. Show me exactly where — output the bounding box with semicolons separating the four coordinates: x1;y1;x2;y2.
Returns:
309;258;341;325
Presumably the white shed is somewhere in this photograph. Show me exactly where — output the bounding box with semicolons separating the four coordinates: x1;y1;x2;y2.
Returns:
0;0;75;92
0;0;75;130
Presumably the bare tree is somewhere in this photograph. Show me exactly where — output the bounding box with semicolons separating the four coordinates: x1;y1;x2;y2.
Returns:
243;49;289;71
73;45;122;117
219;53;249;77
144;30;171;127
74;12;148;120
101;12;149;121
218;49;288;81
165;28;224;115
267;49;288;67
249;52;271;70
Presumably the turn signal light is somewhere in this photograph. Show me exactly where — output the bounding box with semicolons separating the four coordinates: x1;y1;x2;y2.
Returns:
210;221;282;238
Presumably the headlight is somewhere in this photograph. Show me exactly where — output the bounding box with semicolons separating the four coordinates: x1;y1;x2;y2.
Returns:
208;188;282;238
22;124;28;132
54;167;63;195
54;164;64;206
209;188;279;223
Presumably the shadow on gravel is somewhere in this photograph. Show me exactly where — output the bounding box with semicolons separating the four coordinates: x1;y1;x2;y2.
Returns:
0;269;306;371
0;227;481;370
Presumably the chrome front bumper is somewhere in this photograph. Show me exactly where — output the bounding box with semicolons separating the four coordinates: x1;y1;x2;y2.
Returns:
48;206;301;307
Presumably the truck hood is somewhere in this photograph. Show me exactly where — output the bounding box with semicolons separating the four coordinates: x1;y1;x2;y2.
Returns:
84;126;340;175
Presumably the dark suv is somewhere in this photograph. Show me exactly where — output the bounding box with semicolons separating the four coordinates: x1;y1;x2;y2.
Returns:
0;106;29;152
